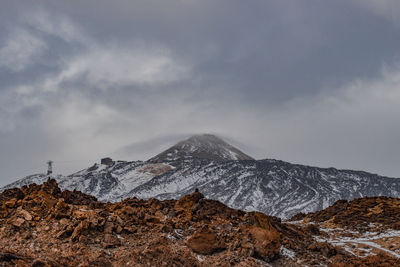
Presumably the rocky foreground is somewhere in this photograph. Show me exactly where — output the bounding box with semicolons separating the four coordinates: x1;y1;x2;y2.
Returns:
0;179;399;266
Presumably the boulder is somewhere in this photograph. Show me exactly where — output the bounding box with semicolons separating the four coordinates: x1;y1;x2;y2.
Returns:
103;234;121;248
186;226;226;255
12;218;25;228
18;209;32;221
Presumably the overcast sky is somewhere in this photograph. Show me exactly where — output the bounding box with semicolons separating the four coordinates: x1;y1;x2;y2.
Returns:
1;0;400;186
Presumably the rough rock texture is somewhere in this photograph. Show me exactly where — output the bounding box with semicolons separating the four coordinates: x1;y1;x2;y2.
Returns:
186;226;227;254
0;179;399;266
295;196;400;231
289;196;400;266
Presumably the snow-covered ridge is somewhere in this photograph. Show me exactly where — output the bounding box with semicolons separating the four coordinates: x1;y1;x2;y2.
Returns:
3;157;400;219
2;134;400;219
0;161;174;202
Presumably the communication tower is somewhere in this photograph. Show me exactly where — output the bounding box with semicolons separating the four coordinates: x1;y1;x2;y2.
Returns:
47;161;53;176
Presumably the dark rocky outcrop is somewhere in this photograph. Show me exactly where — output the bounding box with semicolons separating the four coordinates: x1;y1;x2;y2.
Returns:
1;179;399;266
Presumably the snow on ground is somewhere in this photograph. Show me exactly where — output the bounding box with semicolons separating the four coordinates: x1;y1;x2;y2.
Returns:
280;246;296;259
287;220;400;259
315;226;400;259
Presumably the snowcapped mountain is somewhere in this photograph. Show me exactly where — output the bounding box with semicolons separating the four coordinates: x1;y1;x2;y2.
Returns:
2;134;400;219
149;134;254;162
0;161;174;203
123;158;400;219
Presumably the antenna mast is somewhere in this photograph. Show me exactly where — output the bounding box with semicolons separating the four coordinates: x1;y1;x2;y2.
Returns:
47;160;53;176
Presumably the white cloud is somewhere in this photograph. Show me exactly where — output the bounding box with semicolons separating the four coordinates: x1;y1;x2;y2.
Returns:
0;28;47;72
14;58;400;178
2;3;400;185
23;8;89;44
0;7;190;147
236;63;400;177
51;44;189;90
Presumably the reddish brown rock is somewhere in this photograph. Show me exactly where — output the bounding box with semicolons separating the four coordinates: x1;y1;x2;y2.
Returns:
18;208;32;221
296;197;400;232
11;218;25;228
71;220;90;241
103;221;114;234
103;233;121;248
0;179;399;266
186;226;226;254
4;199;16;208
246;226;280;261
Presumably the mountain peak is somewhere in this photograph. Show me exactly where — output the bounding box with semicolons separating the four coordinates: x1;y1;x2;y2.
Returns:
148;134;254;162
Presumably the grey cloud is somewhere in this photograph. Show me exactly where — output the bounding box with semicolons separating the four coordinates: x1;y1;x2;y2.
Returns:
0;27;48;72
1;1;400;186
355;0;400;26
113;133;193;161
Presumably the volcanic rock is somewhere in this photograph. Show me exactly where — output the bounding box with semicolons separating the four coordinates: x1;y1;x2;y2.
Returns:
11;218;25;228
0;179;399;266
297;196;400;231
186;226;226;254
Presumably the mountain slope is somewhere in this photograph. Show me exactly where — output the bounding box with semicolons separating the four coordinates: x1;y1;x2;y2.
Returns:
149;134;254;162
124;158;400;219
2;134;400;219
3;158;400;219
0;161;174;202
